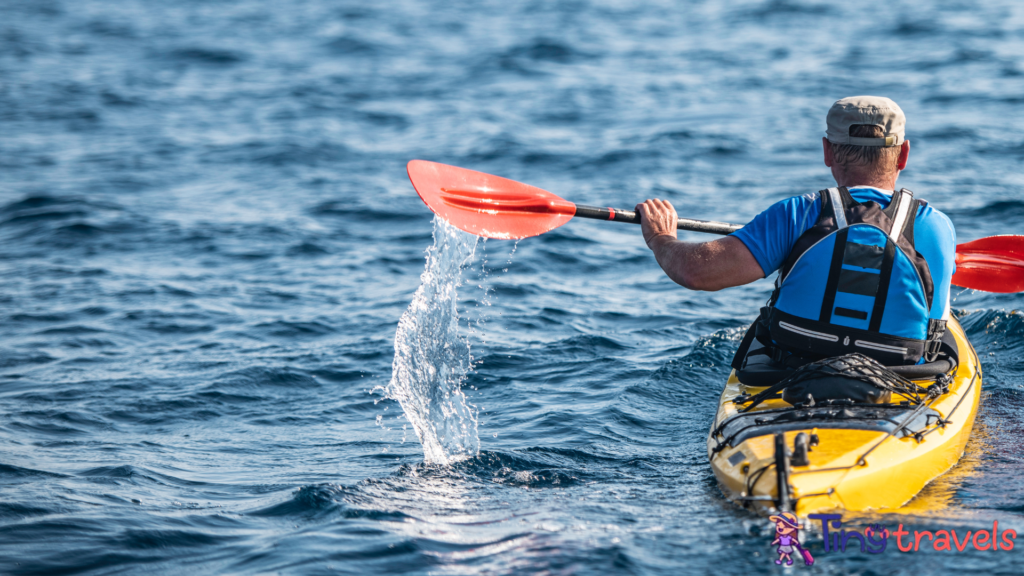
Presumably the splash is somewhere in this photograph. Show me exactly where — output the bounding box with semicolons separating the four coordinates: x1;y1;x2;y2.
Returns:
382;217;481;465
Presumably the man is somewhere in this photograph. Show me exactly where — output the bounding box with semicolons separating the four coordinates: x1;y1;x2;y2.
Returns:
637;96;956;367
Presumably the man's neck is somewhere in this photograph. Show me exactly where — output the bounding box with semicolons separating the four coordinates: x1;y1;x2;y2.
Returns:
845;183;893;192
831;168;899;190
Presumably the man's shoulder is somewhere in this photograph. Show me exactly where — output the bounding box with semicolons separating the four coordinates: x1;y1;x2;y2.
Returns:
772;191;821;212
913;199;955;236
915;199;950;220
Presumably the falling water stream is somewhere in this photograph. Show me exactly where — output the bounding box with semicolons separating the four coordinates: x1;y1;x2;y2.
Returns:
382;218;481;465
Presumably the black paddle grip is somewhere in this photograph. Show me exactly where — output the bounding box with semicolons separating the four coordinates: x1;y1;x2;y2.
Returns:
574;204;742;236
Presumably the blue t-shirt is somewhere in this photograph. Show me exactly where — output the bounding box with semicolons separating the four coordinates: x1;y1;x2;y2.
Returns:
731;187;956;320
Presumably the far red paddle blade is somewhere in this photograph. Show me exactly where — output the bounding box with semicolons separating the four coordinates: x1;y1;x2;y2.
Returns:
953;235;1024;293
407;160;576;239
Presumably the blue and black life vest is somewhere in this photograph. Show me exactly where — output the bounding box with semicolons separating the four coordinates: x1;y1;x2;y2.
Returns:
734;186;946;368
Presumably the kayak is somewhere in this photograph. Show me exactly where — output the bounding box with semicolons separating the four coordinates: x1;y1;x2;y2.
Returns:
707;316;981;516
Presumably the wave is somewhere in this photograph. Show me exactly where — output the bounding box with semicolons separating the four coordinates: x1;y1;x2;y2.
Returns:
120;528;231;550
310;201;422;222
484;38;596;76
959;310;1024;392
251;320;336;339
730;0;833;21
36;325;106;335
285;241;330;256
81;19;136;39
0;350;57;369
212;367;322;390
952;200;1024;220
959;309;1024;350
399;449;597;488
165;47;247;66
323;36;379;55
0;503;55;521
199;140;353;167
77;464;211;488
892;17;941;35
0;463;66;480
249;484;414;522
503;39;591;64
0;195;148;252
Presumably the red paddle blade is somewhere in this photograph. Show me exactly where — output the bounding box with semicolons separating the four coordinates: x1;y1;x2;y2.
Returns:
407;160;576;239
953;235;1024;293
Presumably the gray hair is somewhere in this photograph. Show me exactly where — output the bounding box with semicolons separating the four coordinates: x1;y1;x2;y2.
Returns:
830;125;902;169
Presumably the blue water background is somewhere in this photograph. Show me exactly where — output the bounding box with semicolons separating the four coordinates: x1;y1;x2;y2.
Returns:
2;0;1024;573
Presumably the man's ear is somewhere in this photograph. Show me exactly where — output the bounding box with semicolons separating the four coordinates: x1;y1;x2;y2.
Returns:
822;137;834;167
896;140;910;170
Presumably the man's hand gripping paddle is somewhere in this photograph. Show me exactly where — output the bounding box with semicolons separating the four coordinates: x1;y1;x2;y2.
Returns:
407;160;1024;293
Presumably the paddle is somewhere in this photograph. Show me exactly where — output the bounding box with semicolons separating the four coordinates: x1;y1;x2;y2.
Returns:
407;160;1024;293
953;236;1024;293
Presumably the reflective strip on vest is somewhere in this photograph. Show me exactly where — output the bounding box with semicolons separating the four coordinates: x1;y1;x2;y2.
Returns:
827;188;848;229
779;321;839;342
888;189;913;243
854;339;909;354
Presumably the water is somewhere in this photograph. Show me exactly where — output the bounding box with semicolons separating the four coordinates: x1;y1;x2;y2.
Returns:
1;0;1023;574
383;218;480;465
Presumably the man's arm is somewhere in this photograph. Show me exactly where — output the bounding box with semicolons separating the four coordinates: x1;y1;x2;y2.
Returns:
637;199;764;291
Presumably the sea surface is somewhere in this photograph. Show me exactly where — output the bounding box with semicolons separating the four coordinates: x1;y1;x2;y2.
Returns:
2;0;1024;574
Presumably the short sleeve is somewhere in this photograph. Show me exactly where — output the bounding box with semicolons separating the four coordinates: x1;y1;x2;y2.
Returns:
730;192;822;277
911;205;957;319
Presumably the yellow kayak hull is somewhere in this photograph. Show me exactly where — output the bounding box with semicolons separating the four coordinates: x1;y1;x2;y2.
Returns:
707;317;981;516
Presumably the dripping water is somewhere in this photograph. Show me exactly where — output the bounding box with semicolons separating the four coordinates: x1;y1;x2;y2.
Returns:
380;217;481;465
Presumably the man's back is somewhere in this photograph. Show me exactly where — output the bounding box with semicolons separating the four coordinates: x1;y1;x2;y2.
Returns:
732;186;957;321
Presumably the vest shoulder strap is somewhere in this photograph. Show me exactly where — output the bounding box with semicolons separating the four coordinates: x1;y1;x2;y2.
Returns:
825;187;849;229
777;187;855;285
888;188;915;242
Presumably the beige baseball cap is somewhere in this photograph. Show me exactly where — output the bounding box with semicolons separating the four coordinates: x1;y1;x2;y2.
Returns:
826;96;906;147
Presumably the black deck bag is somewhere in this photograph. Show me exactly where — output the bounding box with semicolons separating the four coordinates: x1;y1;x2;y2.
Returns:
779;354;901;405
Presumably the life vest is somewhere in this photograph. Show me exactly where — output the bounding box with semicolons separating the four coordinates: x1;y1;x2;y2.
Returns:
734;186;946;368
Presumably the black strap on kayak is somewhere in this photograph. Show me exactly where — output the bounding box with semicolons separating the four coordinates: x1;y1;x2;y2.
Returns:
733;353;935;413
731;307;776;371
924;319;947;362
731;319;760;371
734;377;799;413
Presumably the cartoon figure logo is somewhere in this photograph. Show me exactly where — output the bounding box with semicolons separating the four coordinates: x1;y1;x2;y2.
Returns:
769;512;814;566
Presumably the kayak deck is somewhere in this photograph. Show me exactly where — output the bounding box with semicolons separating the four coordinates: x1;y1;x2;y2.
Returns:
707;316;981;516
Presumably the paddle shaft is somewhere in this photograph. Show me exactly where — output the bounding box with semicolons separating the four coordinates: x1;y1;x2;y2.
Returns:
407;161;1024;292
574;204;743;235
